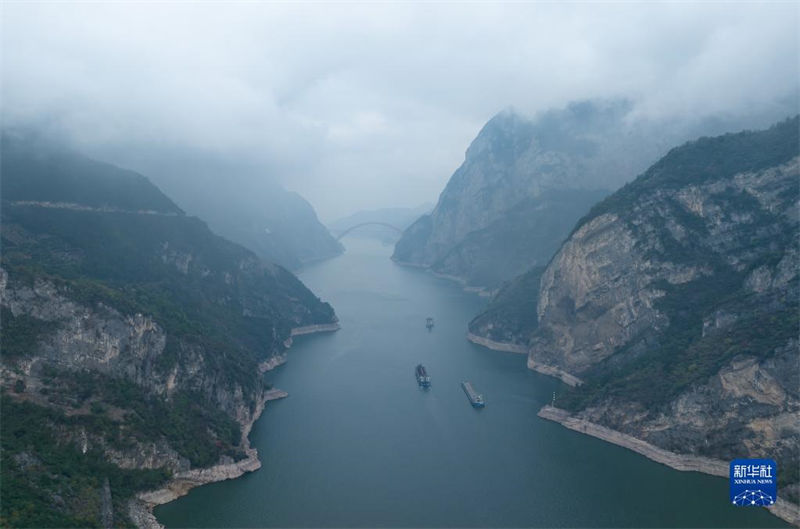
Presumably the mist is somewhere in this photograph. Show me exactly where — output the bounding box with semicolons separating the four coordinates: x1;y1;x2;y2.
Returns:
2;2;798;220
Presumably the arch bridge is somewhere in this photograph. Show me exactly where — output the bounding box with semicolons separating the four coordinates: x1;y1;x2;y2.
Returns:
333;222;403;240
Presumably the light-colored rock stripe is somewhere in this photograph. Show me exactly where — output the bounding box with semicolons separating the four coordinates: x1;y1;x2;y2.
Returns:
538;405;799;526
466;332;527;354
290;323;341;336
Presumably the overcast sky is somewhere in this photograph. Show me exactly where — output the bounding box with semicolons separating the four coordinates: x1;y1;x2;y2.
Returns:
2;2;798;220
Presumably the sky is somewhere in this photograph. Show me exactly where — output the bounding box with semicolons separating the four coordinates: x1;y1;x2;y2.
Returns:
2;2;798;221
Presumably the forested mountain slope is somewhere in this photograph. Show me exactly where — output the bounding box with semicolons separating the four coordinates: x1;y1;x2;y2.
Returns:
0;136;337;527
470;117;800;504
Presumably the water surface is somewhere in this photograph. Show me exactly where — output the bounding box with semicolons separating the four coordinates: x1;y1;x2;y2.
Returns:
155;238;786;528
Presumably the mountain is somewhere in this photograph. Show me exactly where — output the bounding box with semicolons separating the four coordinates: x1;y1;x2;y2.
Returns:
470;117;800;506
392;100;665;290
99;152;344;270
189;182;345;269
327;204;433;243
0;135;338;527
393;100;796;291
151;165;344;270
423;190;609;288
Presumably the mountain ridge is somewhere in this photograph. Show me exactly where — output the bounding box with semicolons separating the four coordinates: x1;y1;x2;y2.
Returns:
0;139;338;528
392;100;665;290
469;116;800;510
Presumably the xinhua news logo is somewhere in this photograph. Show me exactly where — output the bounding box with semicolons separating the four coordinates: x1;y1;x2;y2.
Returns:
730;459;777;507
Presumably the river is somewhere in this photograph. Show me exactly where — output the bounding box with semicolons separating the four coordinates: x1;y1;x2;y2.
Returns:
154;237;786;528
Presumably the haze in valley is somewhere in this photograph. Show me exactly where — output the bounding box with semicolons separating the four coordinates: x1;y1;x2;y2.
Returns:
2;2;798;221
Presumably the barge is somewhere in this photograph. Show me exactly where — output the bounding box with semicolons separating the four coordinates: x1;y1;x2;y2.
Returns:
461;381;485;408
415;364;431;388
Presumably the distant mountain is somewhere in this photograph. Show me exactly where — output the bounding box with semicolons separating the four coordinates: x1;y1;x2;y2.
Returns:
107;152;344;270
189;182;345;269
470;117;800;507
393;100;795;291
393;100;656;290
0;135;338;527
328;204;433;242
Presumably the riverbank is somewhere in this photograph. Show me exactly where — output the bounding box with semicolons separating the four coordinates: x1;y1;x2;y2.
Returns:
526;357;583;387
466;332;527;353
291;323;341;336
538;405;800;527
391;259;496;298
129;388;288;529
259;354;287;373
467;332;583;386
129;322;341;528
283;323;340;348
429;271;495;298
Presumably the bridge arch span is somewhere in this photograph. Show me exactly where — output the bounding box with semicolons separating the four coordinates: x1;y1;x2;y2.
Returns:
334;222;403;240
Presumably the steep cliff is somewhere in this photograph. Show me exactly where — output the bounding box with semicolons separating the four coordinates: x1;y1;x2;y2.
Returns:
0;136;338;527
473;117;800;505
432;191;608;288
393;100;669;289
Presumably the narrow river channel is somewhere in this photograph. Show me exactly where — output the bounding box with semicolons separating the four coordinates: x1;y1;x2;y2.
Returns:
155;237;786;528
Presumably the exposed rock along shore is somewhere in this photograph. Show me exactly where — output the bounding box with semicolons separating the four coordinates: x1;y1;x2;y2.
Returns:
429;270;495;297
258;354;287;373
526;358;583;387
290;323;341;336
129;388;289;529
127;322;341;528
467;333;583;386
393;259;496;297
283;322;341;347
466;332;527;354
538;406;800;527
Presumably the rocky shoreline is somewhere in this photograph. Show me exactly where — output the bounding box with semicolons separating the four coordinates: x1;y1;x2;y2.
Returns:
129;388;288;529
258;353;287;373
128;322;343;529
283;323;340;347
391;259;496;297
527;358;583;387
429;271;495;297
469;334;800;524
467;333;583;386
290;322;341;336
466;332;527;353
538;405;800;526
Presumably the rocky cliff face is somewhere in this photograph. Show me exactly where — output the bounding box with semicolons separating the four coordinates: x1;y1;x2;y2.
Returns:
473;117;800;503
392;101;670;289
0;137;338;527
532;121;799;376
431;190;608;288
394;101;793;291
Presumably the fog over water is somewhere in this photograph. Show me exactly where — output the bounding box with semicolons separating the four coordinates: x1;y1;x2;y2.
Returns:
2;2;798;219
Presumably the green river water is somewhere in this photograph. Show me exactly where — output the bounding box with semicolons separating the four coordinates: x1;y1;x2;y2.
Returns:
155;237;787;528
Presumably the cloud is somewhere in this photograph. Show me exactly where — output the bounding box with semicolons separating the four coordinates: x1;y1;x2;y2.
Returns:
2;2;798;219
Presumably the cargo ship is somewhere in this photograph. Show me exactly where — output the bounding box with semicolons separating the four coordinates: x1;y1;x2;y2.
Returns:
461;381;485;408
415;364;431;388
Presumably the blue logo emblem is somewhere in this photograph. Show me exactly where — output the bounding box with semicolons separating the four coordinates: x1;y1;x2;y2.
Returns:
730;459;777;506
